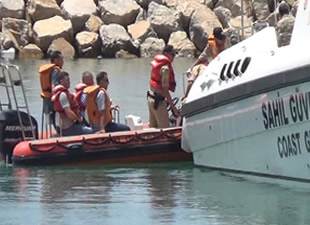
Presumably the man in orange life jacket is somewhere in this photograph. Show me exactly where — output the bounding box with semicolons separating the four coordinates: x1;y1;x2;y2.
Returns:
83;71;130;133
39;51;64;127
148;44;180;128
51;71;93;136
191;27;226;69
74;71;94;118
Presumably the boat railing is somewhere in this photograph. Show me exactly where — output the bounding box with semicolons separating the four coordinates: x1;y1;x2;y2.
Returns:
0;60;36;140
112;107;120;123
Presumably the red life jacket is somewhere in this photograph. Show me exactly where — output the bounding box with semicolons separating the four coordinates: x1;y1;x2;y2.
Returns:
51;85;79;118
74;83;87;112
150;54;176;92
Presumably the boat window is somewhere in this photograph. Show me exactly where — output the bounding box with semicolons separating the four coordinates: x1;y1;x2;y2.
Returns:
220;64;227;81
233;59;241;76
241;57;251;73
226;61;234;78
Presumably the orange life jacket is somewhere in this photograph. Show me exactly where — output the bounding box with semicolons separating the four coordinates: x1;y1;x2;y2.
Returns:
51;85;79;118
150;54;176;92
74;83;88;112
39;64;61;99
83;85;112;127
208;34;225;59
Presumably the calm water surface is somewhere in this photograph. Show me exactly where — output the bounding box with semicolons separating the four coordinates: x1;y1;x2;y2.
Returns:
1;59;310;225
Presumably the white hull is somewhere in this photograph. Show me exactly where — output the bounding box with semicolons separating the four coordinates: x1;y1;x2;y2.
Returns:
183;82;310;181
182;0;310;182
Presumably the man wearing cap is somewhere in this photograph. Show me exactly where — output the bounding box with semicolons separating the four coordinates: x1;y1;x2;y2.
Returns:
191;27;227;68
147;44;180;128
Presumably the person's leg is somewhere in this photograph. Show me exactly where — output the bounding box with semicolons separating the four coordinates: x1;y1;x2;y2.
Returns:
153;100;170;128
62;124;93;136
148;97;157;128
105;121;130;132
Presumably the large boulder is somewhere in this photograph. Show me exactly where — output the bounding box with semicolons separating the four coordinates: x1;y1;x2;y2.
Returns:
61;0;97;34
47;37;75;59
75;31;101;58
33;15;73;52
135;0;163;9
19;44;44;59
214;6;232;29
85;15;103;33
161;0;201;33
98;0;141;27
128;20;157;43
140;37;165;57
99;23;139;57
2;18;32;48
147;2;182;43
168;31;196;57
189;6;221;51
27;0;61;23
0;0;25;20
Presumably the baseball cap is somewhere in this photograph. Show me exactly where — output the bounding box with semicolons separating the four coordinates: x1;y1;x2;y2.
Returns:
213;27;226;40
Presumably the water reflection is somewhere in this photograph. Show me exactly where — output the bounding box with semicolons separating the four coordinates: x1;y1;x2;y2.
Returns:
2;165;310;225
190;168;310;225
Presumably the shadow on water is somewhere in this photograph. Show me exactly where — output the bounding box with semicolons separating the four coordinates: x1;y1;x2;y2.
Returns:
1;163;310;224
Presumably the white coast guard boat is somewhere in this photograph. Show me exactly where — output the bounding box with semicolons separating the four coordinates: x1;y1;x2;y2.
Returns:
181;0;310;182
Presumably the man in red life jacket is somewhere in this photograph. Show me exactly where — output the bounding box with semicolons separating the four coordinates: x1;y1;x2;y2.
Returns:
147;45;180;128
39;51;64;128
74;71;95;118
191;27;226;69
51;71;93;136
83;71;130;133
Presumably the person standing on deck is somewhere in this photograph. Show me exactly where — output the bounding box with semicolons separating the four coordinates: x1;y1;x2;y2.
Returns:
83;71;130;133
276;2;295;47
147;45;180;128
39;51;64;129
51;71;93;136
190;27;227;69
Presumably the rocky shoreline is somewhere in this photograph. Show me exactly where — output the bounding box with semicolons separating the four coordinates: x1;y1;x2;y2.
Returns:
0;0;298;59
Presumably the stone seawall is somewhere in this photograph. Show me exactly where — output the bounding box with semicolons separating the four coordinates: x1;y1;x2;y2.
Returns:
0;0;298;59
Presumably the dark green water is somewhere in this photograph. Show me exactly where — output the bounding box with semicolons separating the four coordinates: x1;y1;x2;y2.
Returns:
1;58;310;225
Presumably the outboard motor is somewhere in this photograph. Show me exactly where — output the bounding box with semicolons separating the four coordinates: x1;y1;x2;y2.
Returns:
0;110;38;164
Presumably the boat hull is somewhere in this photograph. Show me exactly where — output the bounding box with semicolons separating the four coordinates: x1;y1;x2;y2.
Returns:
182;81;310;182
13;127;192;166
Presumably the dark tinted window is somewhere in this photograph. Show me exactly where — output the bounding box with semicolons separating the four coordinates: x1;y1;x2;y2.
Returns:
226;61;234;78
233;59;241;76
241;57;251;73
220;64;227;81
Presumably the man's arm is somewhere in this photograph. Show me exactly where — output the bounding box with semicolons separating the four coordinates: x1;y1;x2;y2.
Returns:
96;90;106;132
59;92;83;122
161;66;180;117
51;68;60;91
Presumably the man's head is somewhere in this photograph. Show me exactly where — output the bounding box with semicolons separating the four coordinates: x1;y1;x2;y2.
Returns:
82;71;94;86
213;27;226;45
50;50;64;68
279;2;290;17
96;71;109;90
58;71;70;89
163;44;176;61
